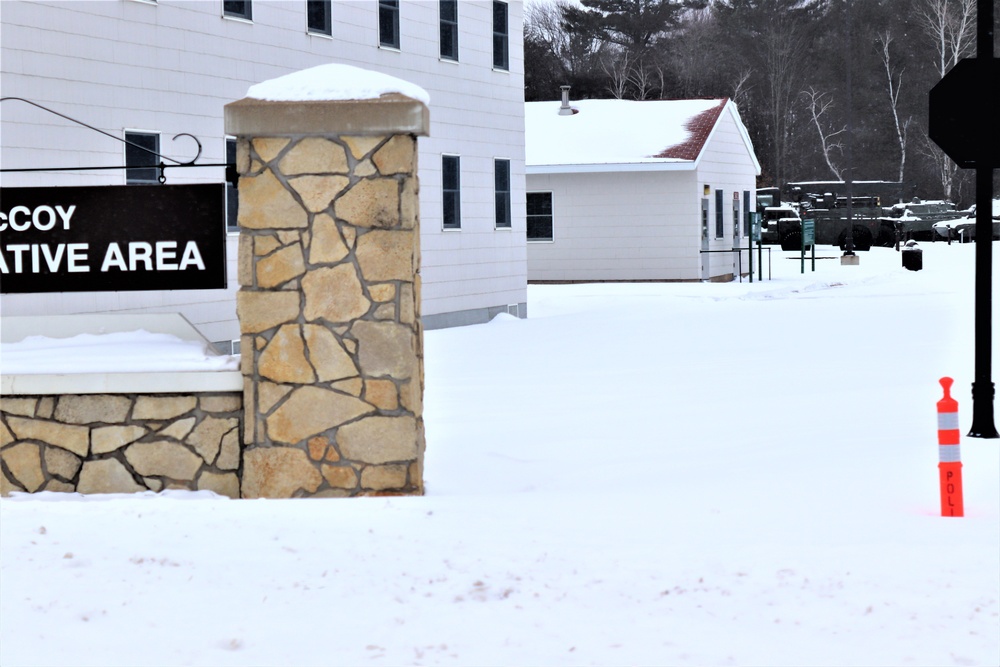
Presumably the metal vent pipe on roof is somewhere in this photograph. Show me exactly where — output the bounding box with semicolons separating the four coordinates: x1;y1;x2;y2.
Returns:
559;85;574;115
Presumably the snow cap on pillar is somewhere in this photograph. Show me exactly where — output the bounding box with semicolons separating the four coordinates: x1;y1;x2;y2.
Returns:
225;63;430;137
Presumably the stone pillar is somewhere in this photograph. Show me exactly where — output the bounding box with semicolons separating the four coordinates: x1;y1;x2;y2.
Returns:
225;90;429;498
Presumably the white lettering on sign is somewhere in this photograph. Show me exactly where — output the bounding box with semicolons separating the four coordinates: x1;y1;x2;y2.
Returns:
0;243;90;273
100;244;127;272
99;241;205;272
130;242;153;271
0;205;76;232
67;244;90;272
179;242;205;271
4;244;30;273
1;200;208;281
157;241;178;271
41;244;66;272
0;242;206;275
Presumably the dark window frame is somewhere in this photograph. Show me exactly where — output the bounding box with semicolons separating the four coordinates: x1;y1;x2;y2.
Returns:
494;158;511;229
379;0;400;49
440;0;458;61
743;191;752;236
226;137;239;232
732;195;741;240
442;154;461;230
223;0;252;21
492;1;509;71
307;0;332;36
715;189;724;239
527;192;553;242
125;130;160;185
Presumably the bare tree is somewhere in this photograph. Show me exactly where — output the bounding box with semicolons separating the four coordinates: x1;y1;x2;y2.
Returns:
524;1;562;41
628;58;658;99
602;48;633;99
524;0;610;99
801;86;845;179
731;68;753;109
915;0;976;199
918;137;961;201
652;60;670;99
916;0;977;77
671;7;718;98
876;31;911;183
760;20;807;185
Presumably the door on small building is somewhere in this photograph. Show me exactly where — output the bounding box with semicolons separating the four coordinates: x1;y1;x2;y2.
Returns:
700;198;710;281
732;193;741;279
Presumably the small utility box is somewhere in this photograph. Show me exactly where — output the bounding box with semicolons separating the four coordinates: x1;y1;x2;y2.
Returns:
902;240;923;271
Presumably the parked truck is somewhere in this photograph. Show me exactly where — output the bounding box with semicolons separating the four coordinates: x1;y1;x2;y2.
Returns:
757;191;896;250
759;205;801;246
757;181;909;250
881;200;966;241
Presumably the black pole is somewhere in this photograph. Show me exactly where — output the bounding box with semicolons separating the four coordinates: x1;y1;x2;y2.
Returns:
745;190;753;284
843;0;854;256
968;0;998;438
970;166;997;437
758;240;763;282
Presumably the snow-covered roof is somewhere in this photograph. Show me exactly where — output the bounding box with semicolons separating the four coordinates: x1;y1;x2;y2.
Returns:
525;97;759;174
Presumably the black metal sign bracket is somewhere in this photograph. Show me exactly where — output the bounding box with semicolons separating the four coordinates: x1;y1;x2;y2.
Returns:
0;97;233;184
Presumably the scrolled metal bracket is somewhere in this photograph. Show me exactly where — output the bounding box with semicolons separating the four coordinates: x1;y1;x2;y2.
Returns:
0;97;223;183
171;132;203;166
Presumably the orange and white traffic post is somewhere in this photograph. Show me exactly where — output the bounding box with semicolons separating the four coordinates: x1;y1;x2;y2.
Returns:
936;377;964;517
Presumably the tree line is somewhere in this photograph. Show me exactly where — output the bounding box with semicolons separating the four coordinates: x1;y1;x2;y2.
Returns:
524;0;997;207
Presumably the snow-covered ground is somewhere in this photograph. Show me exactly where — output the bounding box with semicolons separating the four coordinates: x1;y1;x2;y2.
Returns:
2;242;998;667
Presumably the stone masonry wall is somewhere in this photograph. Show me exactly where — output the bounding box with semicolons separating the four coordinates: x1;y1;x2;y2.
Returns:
0;393;242;497
234;132;425;498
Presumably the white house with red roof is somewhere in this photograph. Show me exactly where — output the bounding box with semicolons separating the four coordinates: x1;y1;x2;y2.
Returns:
525;95;761;282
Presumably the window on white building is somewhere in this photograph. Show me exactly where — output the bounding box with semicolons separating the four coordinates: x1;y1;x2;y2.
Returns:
125;131;160;185
307;0;331;36
743;191;751;236
495;159;511;229
493;1;509;70
379;0;400;49
442;155;461;230
440;0;458;61
715;189;724;239
226;137;239;232
527;192;552;241
223;0;252;21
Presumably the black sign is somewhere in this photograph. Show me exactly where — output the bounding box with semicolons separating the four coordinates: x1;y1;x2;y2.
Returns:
928;58;1000;169
0;184;226;294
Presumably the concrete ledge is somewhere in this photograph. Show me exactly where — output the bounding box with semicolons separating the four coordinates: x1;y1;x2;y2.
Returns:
225;94;430;137
2;313;241;396
1;370;244;396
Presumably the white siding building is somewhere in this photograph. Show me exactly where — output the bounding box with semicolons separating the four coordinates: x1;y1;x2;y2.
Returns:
525;96;760;282
0;0;527;346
